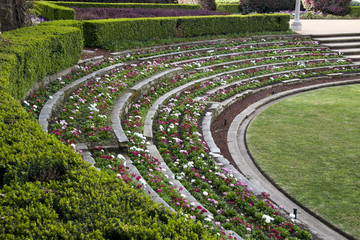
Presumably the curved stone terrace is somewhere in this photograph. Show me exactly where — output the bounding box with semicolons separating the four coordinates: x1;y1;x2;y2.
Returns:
27;34;360;240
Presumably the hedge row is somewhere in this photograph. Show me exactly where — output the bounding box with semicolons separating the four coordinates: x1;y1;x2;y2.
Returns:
34;1;75;20
0;25;82;99
350;6;360;17
216;4;241;13
0;23;217;240
55;1;201;9
36;1;201;20
82;14;290;47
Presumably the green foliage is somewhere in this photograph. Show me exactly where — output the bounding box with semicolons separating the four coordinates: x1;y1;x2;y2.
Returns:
0;25;83;99
350;6;360;16
0;170;217;239
83;14;289;48
83;17;178;47
49;1;201;10
35;1;75;20
178;14;290;38
216;4;241;13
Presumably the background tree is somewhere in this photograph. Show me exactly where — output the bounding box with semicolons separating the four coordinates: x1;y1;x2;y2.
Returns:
0;0;33;32
302;0;352;15
200;0;216;11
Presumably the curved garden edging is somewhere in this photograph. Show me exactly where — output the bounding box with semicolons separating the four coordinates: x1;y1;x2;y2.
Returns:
225;78;360;240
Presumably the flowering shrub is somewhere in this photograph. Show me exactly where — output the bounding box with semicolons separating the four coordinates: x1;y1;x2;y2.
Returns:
301;0;352;15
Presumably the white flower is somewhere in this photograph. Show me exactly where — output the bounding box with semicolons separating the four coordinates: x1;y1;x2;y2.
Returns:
262;214;274;224
203;191;208;196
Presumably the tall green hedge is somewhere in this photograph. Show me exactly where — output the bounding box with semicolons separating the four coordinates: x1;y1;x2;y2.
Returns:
83;14;290;47
0;25;83;99
83;17;178;47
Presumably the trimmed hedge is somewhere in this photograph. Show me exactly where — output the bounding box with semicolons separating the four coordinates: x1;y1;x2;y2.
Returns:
35;1;75;20
0;23;217;239
350;6;360;17
83;14;290;47
216;4;241;13
0;25;83;99
56;2;201;9
83;17;178;47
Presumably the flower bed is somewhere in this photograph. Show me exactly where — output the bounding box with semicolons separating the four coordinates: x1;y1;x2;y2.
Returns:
30;35;360;239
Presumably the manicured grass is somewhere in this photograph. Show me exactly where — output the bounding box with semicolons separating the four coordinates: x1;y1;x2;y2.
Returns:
246;84;360;239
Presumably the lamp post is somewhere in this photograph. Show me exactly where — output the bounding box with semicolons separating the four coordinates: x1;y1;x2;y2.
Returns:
291;0;302;31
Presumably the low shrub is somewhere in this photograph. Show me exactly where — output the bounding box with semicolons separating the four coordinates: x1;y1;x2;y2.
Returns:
241;0;296;14
302;0;352;15
216;4;241;13
350;6;360;16
35;1;75;20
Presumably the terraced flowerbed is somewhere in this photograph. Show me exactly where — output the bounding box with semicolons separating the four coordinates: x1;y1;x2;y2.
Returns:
24;34;360;240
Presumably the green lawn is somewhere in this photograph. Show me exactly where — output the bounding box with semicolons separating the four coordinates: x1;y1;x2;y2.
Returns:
246;84;360;239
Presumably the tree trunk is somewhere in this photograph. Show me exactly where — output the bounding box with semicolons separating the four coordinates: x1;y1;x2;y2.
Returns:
0;0;30;32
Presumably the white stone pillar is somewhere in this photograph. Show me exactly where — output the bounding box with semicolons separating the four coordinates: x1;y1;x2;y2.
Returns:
291;0;302;31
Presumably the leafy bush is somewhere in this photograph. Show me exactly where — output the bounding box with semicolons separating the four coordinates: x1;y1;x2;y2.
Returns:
35;1;75;20
83;14;289;47
0;25;83;99
241;0;296;14
301;0;352;15
216;4;241;13
74;7;228;20
350;6;360;16
178;14;290;37
200;0;216;10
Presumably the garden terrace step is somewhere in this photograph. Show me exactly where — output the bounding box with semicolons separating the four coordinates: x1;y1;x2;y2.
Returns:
322;41;360;49
312;35;360;44
38;62;125;132
205;64;360;96
123;157;175;212
146;144;214;219
111;68;184;149
170;46;331;66
332;48;360;55
111;39;228;57
202;105;262;196
194;57;347;73
140;41;319;61
227;79;360;240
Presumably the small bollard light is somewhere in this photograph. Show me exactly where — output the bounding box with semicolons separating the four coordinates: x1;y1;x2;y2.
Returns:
293;208;298;219
224;119;227;126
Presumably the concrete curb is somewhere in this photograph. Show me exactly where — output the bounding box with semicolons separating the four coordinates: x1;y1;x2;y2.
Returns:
227;79;360;240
